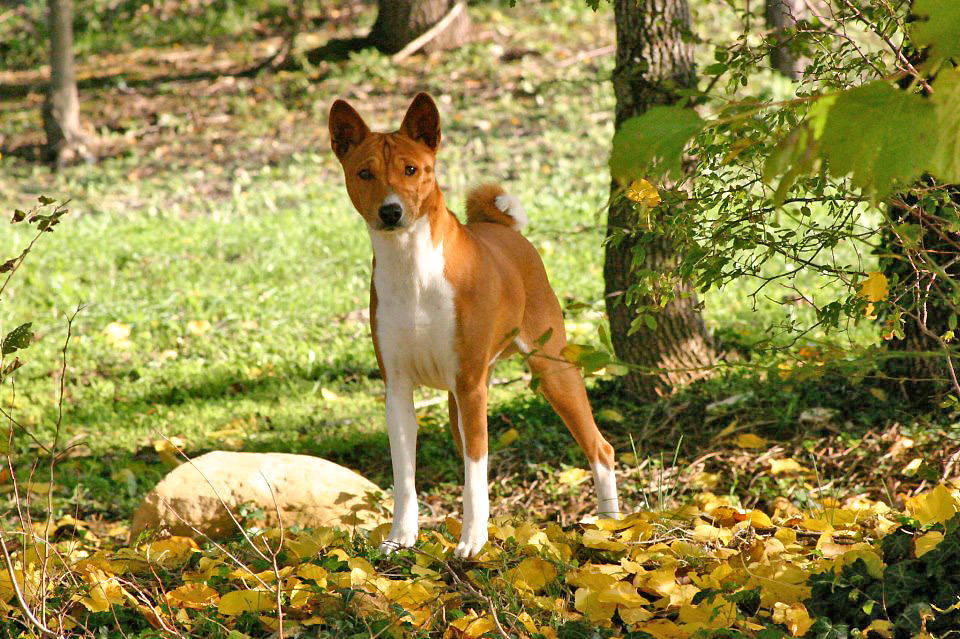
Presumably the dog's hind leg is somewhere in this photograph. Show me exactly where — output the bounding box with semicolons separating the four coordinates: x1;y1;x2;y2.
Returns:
522;326;621;519
448;392;464;458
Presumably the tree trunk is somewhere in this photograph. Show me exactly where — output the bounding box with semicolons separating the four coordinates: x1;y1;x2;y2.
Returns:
880;190;960;403
877;30;960;403
367;0;470;55
42;0;89;167
604;0;716;401
765;0;805;80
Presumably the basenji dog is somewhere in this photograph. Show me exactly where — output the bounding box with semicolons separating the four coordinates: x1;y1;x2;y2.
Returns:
328;93;620;558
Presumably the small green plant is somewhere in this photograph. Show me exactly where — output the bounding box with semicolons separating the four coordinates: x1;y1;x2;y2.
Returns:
806;513;960;638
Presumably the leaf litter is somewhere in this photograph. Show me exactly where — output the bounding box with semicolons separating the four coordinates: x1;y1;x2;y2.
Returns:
4;484;960;637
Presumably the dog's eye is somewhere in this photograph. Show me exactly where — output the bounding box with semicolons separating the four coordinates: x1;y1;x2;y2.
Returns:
358;168;373;180
404;165;417;176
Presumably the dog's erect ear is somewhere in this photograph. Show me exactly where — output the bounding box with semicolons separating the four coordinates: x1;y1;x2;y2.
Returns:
400;93;441;151
329;99;370;160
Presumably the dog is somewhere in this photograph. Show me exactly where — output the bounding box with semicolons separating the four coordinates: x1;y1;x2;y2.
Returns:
328;93;620;558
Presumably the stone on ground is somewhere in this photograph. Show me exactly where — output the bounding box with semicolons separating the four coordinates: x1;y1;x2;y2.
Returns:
131;451;385;540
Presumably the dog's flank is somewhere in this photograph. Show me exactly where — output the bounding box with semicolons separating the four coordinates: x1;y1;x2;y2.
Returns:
329;92;620;559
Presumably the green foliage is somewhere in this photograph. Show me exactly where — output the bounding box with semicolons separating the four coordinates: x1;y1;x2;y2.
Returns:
930;69;960;184
817;82;933;200
1;322;33;356
607;0;960;386
610;106;705;183
911;0;960;63
806;515;960;637
0;0;299;71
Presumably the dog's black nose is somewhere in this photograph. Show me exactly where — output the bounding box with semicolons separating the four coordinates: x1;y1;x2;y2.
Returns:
378;203;403;226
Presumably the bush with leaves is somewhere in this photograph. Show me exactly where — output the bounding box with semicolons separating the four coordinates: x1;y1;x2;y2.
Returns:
607;0;960;400
806;511;960;638
0;197;73;637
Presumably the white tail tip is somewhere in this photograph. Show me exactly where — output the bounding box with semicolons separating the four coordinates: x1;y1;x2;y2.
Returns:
494;193;528;230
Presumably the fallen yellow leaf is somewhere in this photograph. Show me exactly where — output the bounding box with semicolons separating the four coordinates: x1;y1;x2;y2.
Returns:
165;583;220;609
77;566;127;612
772;602;814;637
507;556;557;591
735;433;768;449
915;530;944;557
582;528;627;551
906;484;958;525
140;537;198;569
769;458;807;475
319;387;340;401
638;618;688;639
186;319;212;335
217;589;275;615
557;467;591;485
444;610;496;638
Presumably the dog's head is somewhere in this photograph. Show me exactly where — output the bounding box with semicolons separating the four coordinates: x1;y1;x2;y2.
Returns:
329;93;442;232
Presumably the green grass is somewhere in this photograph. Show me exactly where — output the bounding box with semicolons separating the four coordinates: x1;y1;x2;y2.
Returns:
0;1;914;529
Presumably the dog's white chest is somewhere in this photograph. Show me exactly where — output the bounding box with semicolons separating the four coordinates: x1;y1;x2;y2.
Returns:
370;219;458;390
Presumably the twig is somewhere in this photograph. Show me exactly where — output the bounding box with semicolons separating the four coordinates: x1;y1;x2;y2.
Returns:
412;547;512;639
162;434;274;565
556;44;615;69
0;537;56;636
392;2;465;63
259;469;286;639
40;306;80;628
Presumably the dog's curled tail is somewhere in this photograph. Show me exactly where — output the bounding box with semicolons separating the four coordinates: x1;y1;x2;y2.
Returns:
465;183;528;231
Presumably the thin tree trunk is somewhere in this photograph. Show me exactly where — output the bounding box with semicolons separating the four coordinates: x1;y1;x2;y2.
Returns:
881;190;960;402
367;0;470;55
605;0;716;401
879;37;960;402
765;0;805;80
42;0;89;167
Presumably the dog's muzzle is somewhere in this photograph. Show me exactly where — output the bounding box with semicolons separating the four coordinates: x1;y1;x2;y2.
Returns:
378;203;403;228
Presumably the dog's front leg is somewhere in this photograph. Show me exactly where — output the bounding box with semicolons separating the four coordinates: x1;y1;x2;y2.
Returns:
381;378;419;553
453;385;489;559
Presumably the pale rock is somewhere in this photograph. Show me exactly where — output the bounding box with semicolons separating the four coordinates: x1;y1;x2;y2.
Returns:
131;451;386;540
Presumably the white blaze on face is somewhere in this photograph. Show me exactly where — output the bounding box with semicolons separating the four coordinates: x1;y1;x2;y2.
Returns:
377;192;406;227
382;192;404;211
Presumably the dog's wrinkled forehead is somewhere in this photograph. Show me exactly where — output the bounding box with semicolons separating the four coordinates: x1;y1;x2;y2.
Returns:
348;132;435;169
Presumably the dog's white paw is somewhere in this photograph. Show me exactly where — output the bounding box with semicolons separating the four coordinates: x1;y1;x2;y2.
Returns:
379;524;418;554
494;194;528;230
453;523;488;559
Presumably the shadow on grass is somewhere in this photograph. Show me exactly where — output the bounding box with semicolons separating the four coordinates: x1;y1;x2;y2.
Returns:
42;359;901;523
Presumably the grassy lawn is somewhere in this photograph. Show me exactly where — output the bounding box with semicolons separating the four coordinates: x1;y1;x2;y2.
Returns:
0;1;949;536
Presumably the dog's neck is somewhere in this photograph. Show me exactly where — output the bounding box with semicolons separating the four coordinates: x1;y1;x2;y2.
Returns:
368;181;458;292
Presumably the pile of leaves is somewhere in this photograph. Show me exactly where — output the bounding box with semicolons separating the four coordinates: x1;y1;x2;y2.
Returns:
4;484;960;638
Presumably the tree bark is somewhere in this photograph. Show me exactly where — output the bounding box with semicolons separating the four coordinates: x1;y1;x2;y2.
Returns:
877;30;960;403
764;0;805;80
367;0;470;56
42;0;90;167
605;0;716;401
880;191;960;402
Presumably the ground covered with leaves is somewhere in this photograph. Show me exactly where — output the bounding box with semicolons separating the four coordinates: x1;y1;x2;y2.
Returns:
6;484;960;638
